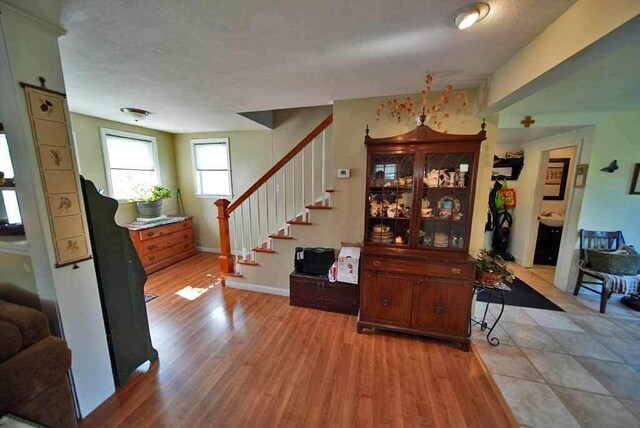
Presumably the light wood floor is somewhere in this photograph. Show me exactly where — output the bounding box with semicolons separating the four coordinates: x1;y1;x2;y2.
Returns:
79;252;514;427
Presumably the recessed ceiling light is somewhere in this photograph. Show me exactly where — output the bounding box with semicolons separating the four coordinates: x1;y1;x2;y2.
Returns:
453;3;490;30
120;107;150;122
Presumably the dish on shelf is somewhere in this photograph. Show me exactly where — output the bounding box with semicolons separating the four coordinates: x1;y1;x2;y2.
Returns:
434;232;449;248
372;224;391;233
437;195;461;219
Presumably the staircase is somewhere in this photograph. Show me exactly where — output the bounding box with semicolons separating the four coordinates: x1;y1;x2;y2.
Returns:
215;114;337;295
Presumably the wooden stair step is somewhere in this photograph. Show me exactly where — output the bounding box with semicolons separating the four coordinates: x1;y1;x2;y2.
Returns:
269;232;293;240
287;219;312;225
306;202;332;210
224;272;244;278
252;246;275;253
237;259;259;266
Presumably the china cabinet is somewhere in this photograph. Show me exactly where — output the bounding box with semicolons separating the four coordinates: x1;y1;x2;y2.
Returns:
357;119;486;350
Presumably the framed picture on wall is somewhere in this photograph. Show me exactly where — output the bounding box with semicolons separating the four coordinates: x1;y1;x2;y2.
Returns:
630;163;640;195
543;158;570;200
575;164;588;188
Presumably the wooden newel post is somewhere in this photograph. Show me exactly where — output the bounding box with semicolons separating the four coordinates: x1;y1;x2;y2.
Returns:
215;199;233;285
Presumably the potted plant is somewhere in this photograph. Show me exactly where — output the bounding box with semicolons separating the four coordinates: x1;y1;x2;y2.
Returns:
475;249;514;285
133;184;172;218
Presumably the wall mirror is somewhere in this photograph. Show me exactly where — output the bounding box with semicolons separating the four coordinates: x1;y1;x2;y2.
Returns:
543;158;570;200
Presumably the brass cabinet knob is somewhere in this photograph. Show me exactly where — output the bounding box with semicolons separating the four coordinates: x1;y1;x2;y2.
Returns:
372;260;382;267
450;268;461;275
381;292;392;307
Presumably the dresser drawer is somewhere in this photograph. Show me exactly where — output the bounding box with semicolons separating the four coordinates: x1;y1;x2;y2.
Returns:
137;218;192;241
363;256;473;280
141;240;195;266
138;230;193;255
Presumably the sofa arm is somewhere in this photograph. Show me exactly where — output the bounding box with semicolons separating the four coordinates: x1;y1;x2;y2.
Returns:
0;336;71;414
0;300;50;348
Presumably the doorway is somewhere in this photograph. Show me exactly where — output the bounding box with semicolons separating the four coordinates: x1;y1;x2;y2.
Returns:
528;146;577;286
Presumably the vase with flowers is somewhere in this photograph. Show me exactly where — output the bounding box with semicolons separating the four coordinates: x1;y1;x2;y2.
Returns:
133;184;172;218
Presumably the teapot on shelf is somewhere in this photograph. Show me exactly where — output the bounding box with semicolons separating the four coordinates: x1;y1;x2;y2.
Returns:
424;169;451;188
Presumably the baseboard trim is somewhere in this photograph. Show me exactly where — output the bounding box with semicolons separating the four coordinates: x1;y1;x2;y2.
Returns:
197;247;242;256
226;280;290;297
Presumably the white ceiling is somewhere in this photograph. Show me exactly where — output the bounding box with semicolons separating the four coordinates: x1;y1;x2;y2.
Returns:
9;0;575;133
501;17;640;120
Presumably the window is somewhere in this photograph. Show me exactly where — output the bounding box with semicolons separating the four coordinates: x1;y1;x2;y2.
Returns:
0;134;22;224
191;138;232;197
100;128;160;200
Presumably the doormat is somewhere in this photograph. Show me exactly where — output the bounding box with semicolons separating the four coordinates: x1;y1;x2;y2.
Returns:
477;277;564;312
144;293;158;303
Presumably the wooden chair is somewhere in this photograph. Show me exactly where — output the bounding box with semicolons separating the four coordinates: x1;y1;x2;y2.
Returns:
573;230;626;313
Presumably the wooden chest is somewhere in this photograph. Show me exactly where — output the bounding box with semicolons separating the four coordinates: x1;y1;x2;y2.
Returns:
290;271;359;315
128;217;196;274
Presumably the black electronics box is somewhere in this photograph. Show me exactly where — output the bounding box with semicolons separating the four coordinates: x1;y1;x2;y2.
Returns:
294;247;335;275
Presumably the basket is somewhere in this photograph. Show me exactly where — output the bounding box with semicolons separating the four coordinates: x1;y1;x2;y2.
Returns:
586;250;640;276
475;271;502;286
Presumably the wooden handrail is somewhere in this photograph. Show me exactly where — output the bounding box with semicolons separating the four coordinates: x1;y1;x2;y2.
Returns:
226;113;333;214
216;113;333;284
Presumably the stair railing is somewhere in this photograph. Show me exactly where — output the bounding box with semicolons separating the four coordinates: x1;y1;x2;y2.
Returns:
215;114;333;283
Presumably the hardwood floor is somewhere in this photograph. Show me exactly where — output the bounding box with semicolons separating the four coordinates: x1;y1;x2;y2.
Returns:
79;252;515;427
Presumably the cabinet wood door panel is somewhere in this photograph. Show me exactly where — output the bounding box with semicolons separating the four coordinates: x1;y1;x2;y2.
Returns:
412;279;471;337
361;272;412;325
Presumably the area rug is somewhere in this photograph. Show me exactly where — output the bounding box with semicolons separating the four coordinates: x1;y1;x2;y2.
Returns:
144;293;158;303
476;277;564;312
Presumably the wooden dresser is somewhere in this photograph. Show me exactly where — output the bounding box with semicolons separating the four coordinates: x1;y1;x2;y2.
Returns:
127;216;196;274
357;120;486;350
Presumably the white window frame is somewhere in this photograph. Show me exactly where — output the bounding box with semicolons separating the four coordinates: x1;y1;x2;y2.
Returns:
99;128;161;202
191;137;233;198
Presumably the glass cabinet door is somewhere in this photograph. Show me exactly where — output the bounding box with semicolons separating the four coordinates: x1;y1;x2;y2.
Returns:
418;152;474;251
367;154;414;246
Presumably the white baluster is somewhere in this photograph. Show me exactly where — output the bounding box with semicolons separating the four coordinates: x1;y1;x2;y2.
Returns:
265;180;270;241
301;147;305;210
283;163;288;223
321;129;326;206
292;157;296;219
311;137;315;206
232;211;239;270
274;171;278;232
240;203;246;260
248;196;253;257
257;187;261;248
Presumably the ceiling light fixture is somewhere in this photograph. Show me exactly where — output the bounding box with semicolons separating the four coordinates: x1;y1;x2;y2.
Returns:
120;107;150;122
453;3;490;30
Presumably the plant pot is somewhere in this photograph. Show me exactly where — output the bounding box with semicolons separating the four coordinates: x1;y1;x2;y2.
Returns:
136;200;163;218
475;271;501;286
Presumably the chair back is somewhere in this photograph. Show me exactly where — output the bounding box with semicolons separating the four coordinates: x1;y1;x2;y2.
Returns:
578;229;625;261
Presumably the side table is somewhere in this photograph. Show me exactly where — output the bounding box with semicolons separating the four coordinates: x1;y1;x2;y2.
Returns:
471;281;511;346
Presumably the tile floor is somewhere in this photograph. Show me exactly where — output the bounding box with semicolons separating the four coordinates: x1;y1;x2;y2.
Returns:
472;264;640;428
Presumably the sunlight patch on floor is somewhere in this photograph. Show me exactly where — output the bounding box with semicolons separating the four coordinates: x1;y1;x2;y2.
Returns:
176;284;214;301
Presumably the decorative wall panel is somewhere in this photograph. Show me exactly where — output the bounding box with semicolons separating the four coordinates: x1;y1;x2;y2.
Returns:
22;83;91;266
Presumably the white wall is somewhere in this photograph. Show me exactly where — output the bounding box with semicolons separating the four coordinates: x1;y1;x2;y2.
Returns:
0;4;114;417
